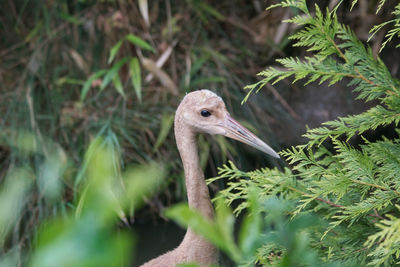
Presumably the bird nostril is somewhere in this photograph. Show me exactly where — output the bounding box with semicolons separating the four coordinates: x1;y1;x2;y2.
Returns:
237;129;247;136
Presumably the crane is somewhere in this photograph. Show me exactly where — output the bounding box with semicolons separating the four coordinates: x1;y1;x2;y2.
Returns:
140;89;279;267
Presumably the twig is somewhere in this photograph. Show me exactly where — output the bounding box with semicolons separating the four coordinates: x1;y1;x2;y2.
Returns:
287;185;385;220
26;86;47;156
266;83;300;120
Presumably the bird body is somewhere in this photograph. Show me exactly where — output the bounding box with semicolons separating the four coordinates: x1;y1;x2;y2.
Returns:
140;90;278;267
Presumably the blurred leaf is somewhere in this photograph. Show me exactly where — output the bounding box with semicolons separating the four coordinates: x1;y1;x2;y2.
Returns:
12;130;38;155
75;138;118;220
190;55;209;77
30;139;165;267
75;186;89;219
80;70;107;101
141;57;178;95
165;204;220;244
122;162;165;209
138;0;150;27
153;113;174;152
0;168;32;243
190;76;225;87
124;34;154;52
37;148;67;201
60;12;82;25
25;20;43;42
108;39;123;64
74;126;113;189
129;57;142;102
198;1;225;20
187;0;225;24
29;214;132;267
101;58;129;91
69;49;88;73
238;188;262;259
75;138;165;219
214;199;242;262
165;201;242;263
112;75;126;99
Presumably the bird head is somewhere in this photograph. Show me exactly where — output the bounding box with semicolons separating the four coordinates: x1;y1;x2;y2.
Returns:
176;89;280;158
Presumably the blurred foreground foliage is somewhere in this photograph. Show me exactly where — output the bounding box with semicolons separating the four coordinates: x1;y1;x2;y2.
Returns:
168;0;400;266
0;137;164;267
167;189;346;267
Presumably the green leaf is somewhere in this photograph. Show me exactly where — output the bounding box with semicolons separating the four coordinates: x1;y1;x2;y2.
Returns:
152;113;174;152
122;163;165;210
80;69;107;101
214;199;242;262
238;188;262;258
108;40;123;64
129;57;142;102
101;57;129;91
165;204;220;245
112;75;126;99
166;201;242;263
0;169;32;240
124;34;154;52
198;1;225;21
60;12;82;25
25;20;43;42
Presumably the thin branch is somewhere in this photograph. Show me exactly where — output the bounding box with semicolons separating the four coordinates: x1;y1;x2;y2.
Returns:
287;185;385;220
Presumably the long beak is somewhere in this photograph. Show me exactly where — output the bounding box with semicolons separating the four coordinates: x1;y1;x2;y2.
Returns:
221;115;280;158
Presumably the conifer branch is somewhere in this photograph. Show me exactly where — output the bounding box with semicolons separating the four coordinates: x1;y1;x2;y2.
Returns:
224;0;400;264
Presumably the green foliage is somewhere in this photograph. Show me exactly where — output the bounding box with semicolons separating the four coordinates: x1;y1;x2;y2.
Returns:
167;189;345;267
369;3;400;52
81;33;150;101
0;137;164;267
90;33;154;101
0;169;32;246
364;205;400;266
202;1;400;266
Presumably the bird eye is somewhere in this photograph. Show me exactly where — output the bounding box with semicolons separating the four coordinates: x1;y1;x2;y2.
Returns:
200;109;211;117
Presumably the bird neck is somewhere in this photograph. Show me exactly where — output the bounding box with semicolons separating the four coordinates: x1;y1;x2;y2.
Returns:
175;125;214;220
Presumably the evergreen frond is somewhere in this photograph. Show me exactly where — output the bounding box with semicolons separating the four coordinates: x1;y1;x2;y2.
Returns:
365;207;400;266
369;3;400;52
218;0;400;264
303;105;400;146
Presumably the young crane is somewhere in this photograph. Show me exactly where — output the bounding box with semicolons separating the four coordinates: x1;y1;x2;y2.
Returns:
140;89;279;267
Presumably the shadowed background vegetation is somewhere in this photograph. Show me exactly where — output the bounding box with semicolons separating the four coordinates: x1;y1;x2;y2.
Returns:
1;0;400;266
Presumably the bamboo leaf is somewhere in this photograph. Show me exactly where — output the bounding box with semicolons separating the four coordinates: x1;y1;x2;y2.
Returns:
124;34;154;52
108;40;123;64
141;57;178;95
129;57;142;102
112;75;126;99
101;57;129;90
81;69;107;101
138;0;150;27
152;113;174;152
